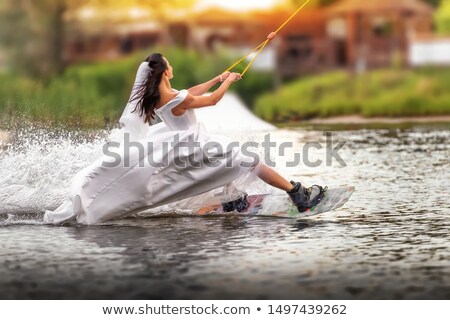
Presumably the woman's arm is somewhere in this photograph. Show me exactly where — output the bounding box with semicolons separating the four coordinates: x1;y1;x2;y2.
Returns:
187;72;231;96
180;73;241;110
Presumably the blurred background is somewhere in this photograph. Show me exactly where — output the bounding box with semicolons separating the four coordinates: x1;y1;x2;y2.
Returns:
1;2;449;300
0;0;449;128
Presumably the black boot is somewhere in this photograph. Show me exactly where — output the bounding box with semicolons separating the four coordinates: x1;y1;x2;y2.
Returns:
287;181;309;213
287;181;327;213
222;192;249;213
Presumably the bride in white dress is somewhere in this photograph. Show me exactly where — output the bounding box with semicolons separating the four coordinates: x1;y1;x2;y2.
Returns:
44;53;325;225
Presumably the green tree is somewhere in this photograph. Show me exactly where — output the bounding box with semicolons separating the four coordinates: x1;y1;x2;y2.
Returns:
436;0;450;33
424;0;441;7
0;0;88;77
0;0;196;78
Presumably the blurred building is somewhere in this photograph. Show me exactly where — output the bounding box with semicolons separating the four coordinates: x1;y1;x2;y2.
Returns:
65;22;161;63
64;0;435;78
179;0;434;79
251;9;334;78
64;6;162;63
410;34;450;66
325;0;434;71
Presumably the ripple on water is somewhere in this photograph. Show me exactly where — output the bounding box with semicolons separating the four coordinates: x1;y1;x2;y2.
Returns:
0;127;449;299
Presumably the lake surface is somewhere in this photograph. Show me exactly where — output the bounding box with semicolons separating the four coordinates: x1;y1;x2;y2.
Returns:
0;124;449;299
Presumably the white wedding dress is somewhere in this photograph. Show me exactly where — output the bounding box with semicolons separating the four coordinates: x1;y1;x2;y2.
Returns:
43;63;259;225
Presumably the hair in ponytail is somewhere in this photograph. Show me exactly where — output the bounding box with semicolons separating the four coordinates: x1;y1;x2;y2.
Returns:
130;53;168;124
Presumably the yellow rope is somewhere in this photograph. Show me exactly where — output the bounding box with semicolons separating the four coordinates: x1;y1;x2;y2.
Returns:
274;0;312;34
225;0;312;77
225;42;266;72
242;40;269;75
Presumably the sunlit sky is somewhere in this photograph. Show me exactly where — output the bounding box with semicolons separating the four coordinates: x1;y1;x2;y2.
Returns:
196;0;281;11
74;0;289;21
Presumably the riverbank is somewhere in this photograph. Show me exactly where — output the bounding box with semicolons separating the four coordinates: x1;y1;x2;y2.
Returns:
255;69;450;122
279;115;450;130
303;115;450;125
289;115;450;129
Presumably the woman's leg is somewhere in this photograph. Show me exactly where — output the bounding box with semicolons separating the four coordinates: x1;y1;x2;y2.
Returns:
250;164;326;213
254;163;293;192
229;163;326;213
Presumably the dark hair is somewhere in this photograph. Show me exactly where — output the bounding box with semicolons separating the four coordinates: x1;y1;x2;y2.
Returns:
130;53;168;124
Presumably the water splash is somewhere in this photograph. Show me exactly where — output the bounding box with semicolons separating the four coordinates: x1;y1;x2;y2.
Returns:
0;125;289;225
0;125;112;216
0;92;284;224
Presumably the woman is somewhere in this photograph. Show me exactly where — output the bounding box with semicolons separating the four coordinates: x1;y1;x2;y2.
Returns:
44;53;325;225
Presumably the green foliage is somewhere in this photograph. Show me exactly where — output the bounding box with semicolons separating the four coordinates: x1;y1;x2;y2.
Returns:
220;57;274;106
234;72;274;107
436;0;450;33
0;47;274;128
254;69;450;122
425;0;441;7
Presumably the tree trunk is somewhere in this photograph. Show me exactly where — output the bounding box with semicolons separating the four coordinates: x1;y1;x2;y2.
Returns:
52;1;67;75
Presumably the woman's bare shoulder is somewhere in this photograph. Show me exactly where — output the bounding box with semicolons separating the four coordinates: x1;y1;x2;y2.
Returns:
155;91;180;110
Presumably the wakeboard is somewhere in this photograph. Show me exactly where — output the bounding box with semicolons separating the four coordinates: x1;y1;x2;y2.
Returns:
195;186;355;218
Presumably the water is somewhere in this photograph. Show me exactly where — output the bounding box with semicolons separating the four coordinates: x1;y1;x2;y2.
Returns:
0;125;449;299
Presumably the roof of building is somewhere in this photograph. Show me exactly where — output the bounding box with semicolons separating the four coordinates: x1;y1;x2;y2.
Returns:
189;7;248;24
327;0;434;15
239;9;328;37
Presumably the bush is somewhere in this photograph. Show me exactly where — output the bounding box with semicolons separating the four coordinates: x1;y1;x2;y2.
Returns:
255;68;450;122
0;47;274;128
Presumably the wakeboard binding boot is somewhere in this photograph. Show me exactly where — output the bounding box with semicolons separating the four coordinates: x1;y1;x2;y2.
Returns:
221;192;249;213
287;181;327;213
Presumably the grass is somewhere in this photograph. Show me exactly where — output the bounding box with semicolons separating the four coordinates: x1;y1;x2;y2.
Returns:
4;50;448;129
0;47;274;129
254;68;450;123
